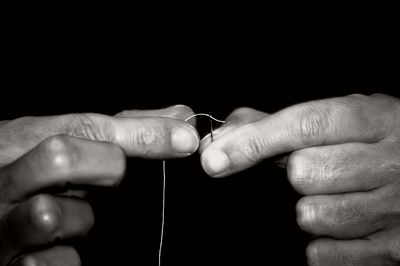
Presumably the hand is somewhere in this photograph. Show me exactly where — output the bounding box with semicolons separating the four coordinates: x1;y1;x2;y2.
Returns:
0;105;199;266
199;94;400;265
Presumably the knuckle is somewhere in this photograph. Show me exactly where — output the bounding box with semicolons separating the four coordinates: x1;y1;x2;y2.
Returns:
347;93;369;100
360;93;400;140
371;93;400;115
369;93;395;101
296;197;316;233
352;93;400;111
345;93;377;109
287;151;312;194
232;107;255;116
227;107;266;123
29;194;60;235
345;93;396;140
226;107;250;121
67;114;113;141
237;135;265;164
298;105;332;145
229;123;267;164
370;93;387;98
40;135;76;173
115;110;130;117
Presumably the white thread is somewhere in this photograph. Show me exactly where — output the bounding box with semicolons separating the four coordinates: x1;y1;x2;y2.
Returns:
158;113;226;266
184;113;226;123
159;160;166;266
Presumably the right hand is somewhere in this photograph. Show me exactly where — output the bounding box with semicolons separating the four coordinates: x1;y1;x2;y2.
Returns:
199;94;400;265
0;105;199;266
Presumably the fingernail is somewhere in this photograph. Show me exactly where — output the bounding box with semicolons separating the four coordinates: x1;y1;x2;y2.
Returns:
201;149;230;176
172;127;199;153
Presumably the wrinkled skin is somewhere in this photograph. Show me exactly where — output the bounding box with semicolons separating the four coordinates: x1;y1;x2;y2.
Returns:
0;105;199;266
200;94;400;266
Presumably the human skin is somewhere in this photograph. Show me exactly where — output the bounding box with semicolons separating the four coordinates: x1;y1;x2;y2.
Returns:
199;94;400;265
0;105;199;266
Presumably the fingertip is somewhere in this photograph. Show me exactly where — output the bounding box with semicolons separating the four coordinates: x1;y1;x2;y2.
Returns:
171;126;199;154
201;148;230;177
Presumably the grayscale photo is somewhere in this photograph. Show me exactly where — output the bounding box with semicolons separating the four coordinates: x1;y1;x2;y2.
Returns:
0;11;398;266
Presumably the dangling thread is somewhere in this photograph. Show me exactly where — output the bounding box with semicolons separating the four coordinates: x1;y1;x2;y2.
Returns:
158;160;166;266
158;113;226;266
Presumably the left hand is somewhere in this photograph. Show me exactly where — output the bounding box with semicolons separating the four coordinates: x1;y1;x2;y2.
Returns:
0;105;199;266
199;94;400;265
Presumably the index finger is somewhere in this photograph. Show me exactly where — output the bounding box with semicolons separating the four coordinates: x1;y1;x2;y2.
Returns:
1;105;199;164
200;94;396;177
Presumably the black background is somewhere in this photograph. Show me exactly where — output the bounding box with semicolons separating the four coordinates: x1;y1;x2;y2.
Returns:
1;10;398;266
